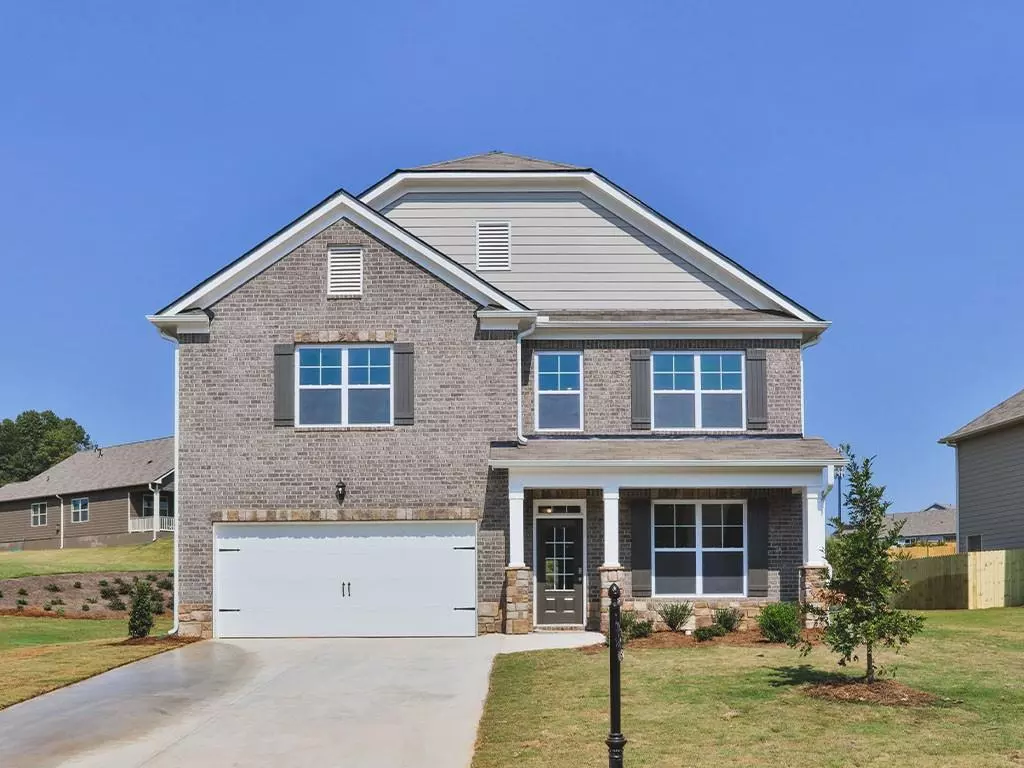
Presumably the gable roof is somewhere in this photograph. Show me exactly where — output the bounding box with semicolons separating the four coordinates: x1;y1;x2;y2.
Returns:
150;187;527;328
941;387;1024;444
883;504;957;538
361;165;825;325
410;151;586;172
0;437;174;503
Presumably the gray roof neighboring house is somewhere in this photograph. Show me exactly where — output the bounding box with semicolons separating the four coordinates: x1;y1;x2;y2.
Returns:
0;437;174;503
409;150;586;172
941;387;1024;444
883;503;957;538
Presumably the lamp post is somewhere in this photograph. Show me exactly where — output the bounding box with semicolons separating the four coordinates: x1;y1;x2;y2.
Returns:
606;583;626;768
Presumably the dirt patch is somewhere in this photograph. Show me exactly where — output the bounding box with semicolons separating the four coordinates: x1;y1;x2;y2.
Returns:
0;571;173;619
803;678;938;707
114;635;200;647
580;627;822;653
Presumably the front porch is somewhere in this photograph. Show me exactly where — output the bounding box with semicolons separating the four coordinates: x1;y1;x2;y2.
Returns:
491;440;840;635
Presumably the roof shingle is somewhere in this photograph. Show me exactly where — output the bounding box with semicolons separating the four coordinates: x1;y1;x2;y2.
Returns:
408;151;584;172
941;387;1024;443
489;437;843;464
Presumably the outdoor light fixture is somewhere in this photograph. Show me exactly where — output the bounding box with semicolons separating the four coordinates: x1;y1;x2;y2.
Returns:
335;481;347;505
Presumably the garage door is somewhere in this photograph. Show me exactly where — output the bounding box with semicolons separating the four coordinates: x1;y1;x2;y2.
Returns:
213;522;477;638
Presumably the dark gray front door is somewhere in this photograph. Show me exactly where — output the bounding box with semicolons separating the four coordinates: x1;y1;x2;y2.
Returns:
536;516;584;625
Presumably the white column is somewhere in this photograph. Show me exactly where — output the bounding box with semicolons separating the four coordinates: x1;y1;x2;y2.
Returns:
803;486;827;566
603;488;621;567
508;491;525;568
152;486;161;541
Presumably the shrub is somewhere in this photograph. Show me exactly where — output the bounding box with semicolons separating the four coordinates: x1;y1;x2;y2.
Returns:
56;608;65;617
98;580;109;587
156;578;173;591
128;581;155;638
694;624;728;642
618;610;654;642
758;602;802;644
16;599;27;609
81;604;90;612
713;607;743;633
116;582;132;596
43;603;52;611
86;596;98;604
656;602;694;632
17;588;28;596
113;577;125;586
107;597;127;611
73;581;82;589
99;586;118;600
145;574;158;582
152;593;165;614
51;597;65;606
44;583;62;593
0;590;3;599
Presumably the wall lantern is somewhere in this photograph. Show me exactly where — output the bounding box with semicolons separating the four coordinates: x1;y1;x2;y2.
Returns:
335;481;347;505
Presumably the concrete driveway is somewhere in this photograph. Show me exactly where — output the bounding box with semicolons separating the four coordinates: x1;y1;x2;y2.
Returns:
0;632;602;768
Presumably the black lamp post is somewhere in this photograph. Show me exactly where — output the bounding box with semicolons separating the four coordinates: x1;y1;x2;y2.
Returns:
606;582;626;768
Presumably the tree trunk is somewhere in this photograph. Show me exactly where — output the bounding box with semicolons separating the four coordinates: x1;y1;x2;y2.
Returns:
866;642;875;684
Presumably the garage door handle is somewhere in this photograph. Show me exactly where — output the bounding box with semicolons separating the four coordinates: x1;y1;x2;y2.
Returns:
453;546;475;550
218;608;240;613
453;607;476;611
218;548;240;552
342;581;351;597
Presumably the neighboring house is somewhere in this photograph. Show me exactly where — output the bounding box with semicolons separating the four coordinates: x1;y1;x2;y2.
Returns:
941;388;1024;552
148;151;843;639
884;503;957;546
0;437;175;551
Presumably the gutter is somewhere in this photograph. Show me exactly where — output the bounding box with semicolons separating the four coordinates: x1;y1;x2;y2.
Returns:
489;457;845;470
516;319;538;444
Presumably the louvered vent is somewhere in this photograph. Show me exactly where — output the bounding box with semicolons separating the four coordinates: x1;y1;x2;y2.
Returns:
476;222;511;270
327;247;363;296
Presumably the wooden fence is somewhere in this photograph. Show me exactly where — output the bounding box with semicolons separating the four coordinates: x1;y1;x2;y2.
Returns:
894;548;1024;610
890;542;958;559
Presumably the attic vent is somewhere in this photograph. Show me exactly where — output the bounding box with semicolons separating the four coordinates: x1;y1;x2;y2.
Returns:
476;222;511;271
327;247;363;296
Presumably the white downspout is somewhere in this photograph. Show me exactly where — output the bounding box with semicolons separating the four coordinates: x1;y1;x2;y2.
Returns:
516;320;538;445
56;493;64;550
170;343;180;635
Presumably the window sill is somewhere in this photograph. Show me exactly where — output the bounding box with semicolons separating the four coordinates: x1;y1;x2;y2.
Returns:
651;428;747;433
293;425;396;432
325;294;363;300
652;594;749;600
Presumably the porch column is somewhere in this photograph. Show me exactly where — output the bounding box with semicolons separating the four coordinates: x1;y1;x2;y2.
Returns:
508;490;525;568
602;487;621;567
152;486;161;542
802;486;827;566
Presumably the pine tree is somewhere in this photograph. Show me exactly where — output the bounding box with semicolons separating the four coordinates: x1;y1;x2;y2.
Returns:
808;446;924;683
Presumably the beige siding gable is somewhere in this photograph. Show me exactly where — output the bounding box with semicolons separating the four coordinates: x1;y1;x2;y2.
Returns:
381;191;755;310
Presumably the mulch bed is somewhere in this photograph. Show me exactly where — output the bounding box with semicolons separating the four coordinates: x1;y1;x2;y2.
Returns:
803;678;938;707
114;635;200;647
0;571;173;619
581;627;823;653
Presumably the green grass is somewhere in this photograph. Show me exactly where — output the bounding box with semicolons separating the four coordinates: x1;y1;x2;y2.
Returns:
0;616;175;709
0;538;172;578
473;608;1024;768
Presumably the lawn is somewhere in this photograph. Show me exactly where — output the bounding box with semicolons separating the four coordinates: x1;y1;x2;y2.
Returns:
0;538;172;579
473;608;1024;768
0;616;175;710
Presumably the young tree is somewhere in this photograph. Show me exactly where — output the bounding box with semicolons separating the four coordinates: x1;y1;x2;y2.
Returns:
808;446;924;683
0;410;94;486
128;580;155;639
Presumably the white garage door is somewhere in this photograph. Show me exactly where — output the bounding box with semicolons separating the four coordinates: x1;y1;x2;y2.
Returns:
214;522;477;638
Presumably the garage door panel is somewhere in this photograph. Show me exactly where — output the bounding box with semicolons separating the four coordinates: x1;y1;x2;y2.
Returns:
214;522;477;638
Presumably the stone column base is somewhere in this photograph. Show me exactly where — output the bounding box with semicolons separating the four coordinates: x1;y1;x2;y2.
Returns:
177;603;213;638
503;566;533;634
598;566;627;633
800;566;829;628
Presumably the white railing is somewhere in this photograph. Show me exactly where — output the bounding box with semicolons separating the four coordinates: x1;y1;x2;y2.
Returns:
129;517;154;533
159;515;175;532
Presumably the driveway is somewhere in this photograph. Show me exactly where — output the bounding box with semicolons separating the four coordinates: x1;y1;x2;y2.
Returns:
0;632;602;768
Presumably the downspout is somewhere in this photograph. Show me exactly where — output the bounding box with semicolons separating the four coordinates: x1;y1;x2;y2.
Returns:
56;493;64;550
170;343;180;635
516;319;538;445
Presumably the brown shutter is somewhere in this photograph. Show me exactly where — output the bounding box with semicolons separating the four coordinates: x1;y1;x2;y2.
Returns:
630;349;651;430
273;343;295;427
745;349;768;430
393;343;414;426
747;496;770;597
630;498;652;596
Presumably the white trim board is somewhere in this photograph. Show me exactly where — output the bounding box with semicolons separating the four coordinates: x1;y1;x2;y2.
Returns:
361;171;822;323
532;498;588;628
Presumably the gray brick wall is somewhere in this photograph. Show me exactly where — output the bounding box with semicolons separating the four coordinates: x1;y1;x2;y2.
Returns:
522;339;802;436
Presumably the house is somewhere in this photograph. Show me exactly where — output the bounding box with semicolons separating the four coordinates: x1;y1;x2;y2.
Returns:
147;151;844;638
941;387;1024;552
884;503;957;546
0;437;174;550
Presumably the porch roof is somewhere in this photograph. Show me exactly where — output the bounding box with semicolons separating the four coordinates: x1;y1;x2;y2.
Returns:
489;437;843;468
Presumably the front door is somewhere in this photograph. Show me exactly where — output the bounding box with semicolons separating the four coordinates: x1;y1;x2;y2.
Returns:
536;516;585;625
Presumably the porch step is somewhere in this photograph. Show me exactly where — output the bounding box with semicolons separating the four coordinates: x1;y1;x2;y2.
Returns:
533;625;587;633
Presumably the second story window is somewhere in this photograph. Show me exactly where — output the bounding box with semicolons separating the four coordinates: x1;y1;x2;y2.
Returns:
536;351;582;431
71;497;89;523
297;346;392;427
31;502;47;527
652;352;744;430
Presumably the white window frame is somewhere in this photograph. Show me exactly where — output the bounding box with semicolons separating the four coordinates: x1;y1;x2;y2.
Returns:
531;498;588;627
71;497;89;523
142;495;170;517
651;500;747;598
475;221;512;271
30;502;47;527
295;344;394;428
534;350;583;433
651;351;746;432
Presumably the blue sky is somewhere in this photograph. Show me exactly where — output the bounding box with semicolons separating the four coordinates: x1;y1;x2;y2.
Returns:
1;2;1021;512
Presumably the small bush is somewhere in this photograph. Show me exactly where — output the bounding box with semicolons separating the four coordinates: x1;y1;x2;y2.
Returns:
51;597;65;606
16;599;27;609
56;608;65;617
713;607;743;633
99;586;118;600
128;581;155;638
81;604;90;612
44;583;62;593
98;579;109;587
145;574;158;582
17;588;28;597
618;610;654;642
167;572;174;578
116;583;132;596
694;624;728;642
0;590;3;599
43;603;52;611
152;593;165;615
73;581;82;589
656;602;695;632
106;597;127;611
156;578;173;591
113;577;125;586
757;602;802;644
86;596;98;604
